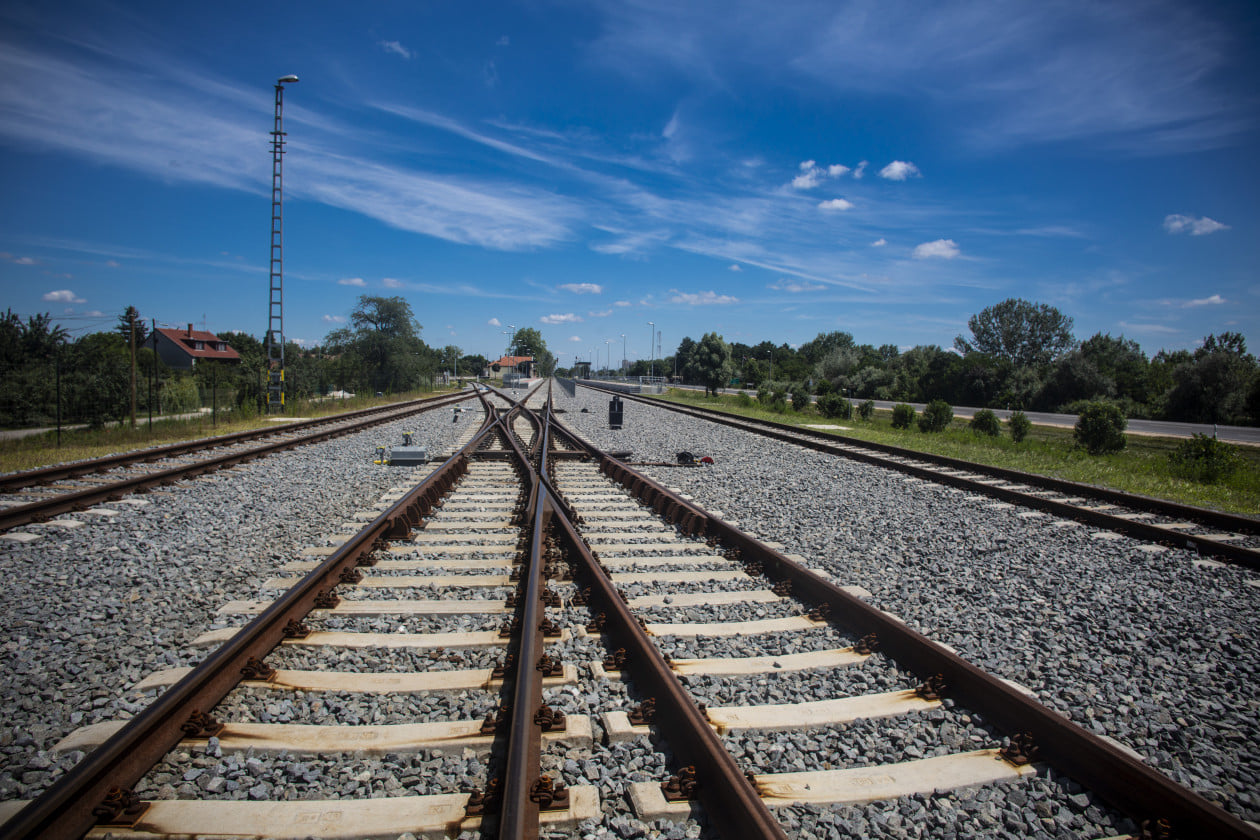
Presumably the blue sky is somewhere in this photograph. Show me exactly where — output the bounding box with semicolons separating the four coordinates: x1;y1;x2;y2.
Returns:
1;0;1257;367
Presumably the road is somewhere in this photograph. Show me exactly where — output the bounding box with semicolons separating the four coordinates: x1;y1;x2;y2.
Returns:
644;383;1260;446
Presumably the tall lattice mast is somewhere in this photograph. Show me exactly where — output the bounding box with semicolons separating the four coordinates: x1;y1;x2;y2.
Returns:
266;74;299;413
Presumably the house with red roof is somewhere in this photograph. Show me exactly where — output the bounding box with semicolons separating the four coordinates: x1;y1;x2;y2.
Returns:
489;354;534;380
152;324;242;370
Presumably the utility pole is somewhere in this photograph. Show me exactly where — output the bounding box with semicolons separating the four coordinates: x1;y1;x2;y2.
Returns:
266;74;299;413
128;309;137;428
647;321;655;379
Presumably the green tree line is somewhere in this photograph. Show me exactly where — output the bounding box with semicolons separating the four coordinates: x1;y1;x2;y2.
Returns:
0;296;503;430
571;299;1260;426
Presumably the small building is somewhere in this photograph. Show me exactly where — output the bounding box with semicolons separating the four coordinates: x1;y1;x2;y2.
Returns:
489;355;534;381
153;324;242;371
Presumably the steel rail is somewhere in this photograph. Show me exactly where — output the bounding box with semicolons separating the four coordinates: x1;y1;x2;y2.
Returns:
535;407;790;840
580;383;1260;567
0;395;499;840
493;411;548;840
0;391;471;491
545;408;1260;840
0;391;476;534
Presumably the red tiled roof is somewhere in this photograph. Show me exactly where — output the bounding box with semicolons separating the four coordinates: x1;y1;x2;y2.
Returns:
492;355;533;367
156;327;242;361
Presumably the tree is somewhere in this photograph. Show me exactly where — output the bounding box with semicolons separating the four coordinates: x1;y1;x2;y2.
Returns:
1162;333;1257;424
955;298;1076;368
1075;401;1127;454
324;296;434;394
116;306;149;345
674;337;698;384
512;327;556;376
690;332;732;396
799;331;856;365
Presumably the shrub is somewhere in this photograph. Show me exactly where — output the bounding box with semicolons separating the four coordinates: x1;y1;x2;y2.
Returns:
814;378;833;396
791;388;810;411
857;399;875;421
1008;410;1031;443
1074;401;1127;454
1168;434;1241;483
757;385;773;405
891;403;915;429
818;394;852;419
969;408;1001;436
735;392;754;408
918;399;953;433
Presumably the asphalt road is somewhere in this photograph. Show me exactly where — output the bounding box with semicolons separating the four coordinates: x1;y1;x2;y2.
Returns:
646;383;1260;446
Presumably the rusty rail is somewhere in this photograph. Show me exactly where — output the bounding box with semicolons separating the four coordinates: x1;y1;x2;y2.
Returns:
543;403;1259;839
580;383;1260;567
0;396;498;840
0;391;476;533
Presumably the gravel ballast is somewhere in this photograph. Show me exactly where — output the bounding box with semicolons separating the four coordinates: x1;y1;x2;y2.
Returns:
0;400;473;801
556;385;1260;826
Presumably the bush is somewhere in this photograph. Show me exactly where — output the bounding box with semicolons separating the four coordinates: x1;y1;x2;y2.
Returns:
818;394;852;419
918;399;953;433
757;386;773;405
1009;410;1031;443
735;392;754;408
1168;434;1241;483
891;403;915;429
969;408;1001;436
791;387;810;411
1074;401;1127;454
814;378;833;396
857;399;875;421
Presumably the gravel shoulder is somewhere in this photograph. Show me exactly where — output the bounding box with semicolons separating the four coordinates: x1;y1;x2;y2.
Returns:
556;387;1260;825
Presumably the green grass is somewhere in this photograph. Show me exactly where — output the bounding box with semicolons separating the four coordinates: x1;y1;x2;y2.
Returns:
0;389;457;475
656;389;1260;516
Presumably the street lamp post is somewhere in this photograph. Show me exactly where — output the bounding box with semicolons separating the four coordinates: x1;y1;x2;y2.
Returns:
647;321;655;378
604;339;612;378
620;333;626;377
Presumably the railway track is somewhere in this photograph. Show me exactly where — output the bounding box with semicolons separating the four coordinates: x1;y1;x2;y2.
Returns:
1;381;1255;838
0;391;474;535
578;382;1260;567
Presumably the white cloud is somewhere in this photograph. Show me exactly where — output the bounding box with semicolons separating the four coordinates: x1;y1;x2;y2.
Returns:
818;198;854;211
105;259;120;268
879;160;921;181
663;112;680;139
669;289;738;305
791;170;823;189
1184;294;1226;307
588;310;613;317
382;277;404;288
321;314;346;324
540;313;582;324
1119;321;1180;335
614;300;632;307
379;41;413;60
871;238;888;247
560;282;603;294
770;279;825;293
728;264;742;272
339;277;366;287
1163;214;1229;235
853;161;868;179
488;318;501;327
912;239;960;259
569;335;582;342
2;253;39;265
792;160;853;190
42;289;85;303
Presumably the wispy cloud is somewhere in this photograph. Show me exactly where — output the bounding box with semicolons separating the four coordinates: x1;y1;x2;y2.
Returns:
379;41;413;60
1;252;39;265
1163;214;1229;236
913;239;960;259
1184;294;1226;307
670;289;738;305
339;277;367;286
382;277;404;288
871;238;887;247
560;282;603;294
728;264;743;272
1119;321;1180;335
540;313;582;324
588;309;613;317
770;279;825;293
818;198;854;211
322;314;346;323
